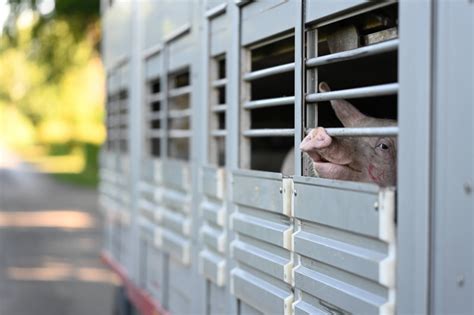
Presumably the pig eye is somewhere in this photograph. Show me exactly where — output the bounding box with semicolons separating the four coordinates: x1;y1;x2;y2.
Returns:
377;143;390;150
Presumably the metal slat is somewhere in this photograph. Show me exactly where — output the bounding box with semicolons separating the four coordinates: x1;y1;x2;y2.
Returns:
205;2;227;19
212;104;227;112
244;96;294;110
306;39;399;68
148;130;163;139
306;83;399;103
242;129;294;137
149;111;164;121
168;109;191;119
143;43;163;60
304;127;399;137
211;130;227;137
199;250;225;286
147;93;163;103
212;78;227;88
168;130;191;138
243;62;295;81
168;86;192;98
164;23;191;44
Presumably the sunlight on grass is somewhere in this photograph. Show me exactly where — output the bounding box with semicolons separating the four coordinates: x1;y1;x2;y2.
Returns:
21;147;85;174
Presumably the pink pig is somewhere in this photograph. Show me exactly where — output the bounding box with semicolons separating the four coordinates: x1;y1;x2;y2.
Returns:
300;82;397;186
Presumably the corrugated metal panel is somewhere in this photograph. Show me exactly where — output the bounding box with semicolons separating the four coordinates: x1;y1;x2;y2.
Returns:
231;267;293;315
160;0;193;40
108;69;123;96
232;170;288;216
162;159;191;190
154;160;192;266
145;53;162;85
199;166;226;287
241;0;296;46
206;0;226;11
146;245;167;305
97;150;131;269
143;1;163;50
210;12;230;57
431;2;473;312
137;155;169;308
168;34;194;73
207;281;229;315
231;170;293;314
240;301;263;315
305;0;370;24
292;176;396;314
138;218;154;288
102;1;132;70
168;258;193;314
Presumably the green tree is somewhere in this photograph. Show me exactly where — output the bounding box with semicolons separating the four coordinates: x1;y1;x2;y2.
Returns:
0;0;104;186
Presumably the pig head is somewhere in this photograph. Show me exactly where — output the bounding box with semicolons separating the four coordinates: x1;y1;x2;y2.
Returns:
300;82;397;186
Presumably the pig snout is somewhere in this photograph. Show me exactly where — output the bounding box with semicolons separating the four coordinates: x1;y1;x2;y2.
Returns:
300;127;332;151
300;127;360;181
300;127;352;165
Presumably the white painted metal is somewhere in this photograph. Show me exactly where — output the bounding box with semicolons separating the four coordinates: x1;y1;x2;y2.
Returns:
99;1;472;314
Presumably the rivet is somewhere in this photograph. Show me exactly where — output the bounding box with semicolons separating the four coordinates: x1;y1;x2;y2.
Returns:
464;183;472;195
457;275;465;287
374;201;379;211
294;190;297;197
279;187;283;194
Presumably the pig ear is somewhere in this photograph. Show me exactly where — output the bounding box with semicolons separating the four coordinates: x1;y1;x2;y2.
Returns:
318;82;366;127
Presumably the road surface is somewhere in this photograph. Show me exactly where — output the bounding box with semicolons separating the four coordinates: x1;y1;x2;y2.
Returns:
0;146;117;315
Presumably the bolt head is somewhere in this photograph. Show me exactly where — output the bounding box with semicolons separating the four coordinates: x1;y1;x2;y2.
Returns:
373;201;379;211
463;183;472;195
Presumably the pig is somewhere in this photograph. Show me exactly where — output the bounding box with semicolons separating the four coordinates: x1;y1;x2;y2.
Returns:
299;82;397;186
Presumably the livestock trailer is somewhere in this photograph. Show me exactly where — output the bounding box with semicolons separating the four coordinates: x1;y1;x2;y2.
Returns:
99;1;473;314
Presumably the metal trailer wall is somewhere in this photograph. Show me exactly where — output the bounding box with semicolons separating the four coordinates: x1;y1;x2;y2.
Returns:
99;1;473;314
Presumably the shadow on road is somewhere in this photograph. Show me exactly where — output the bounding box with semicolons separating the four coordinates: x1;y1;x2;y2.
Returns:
0;146;117;315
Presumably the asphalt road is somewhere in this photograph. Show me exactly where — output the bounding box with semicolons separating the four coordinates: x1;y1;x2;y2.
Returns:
0;147;117;315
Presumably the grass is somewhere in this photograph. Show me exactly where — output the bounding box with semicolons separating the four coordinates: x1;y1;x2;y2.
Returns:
52;143;100;187
17;142;101;187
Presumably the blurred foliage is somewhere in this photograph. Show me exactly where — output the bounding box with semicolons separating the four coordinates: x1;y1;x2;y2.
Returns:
0;0;104;186
5;0;99;43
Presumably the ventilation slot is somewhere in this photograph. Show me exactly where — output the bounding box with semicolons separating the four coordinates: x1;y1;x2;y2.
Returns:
167;68;191;160
209;55;227;166
147;78;162;157
304;3;399;176
241;35;295;173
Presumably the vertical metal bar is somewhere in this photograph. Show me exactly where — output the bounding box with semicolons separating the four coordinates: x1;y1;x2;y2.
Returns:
431;1;473;313
161;47;169;159
312;29;319;129
209;59;218;165
128;0;143;282
239;48;251;169
292;1;304;311
202;11;211;166
226;2;240;314
294;0;304;176
144;80;151;158
397;1;432;314
305;29;317;128
304;27;317;177
190;2;205;313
